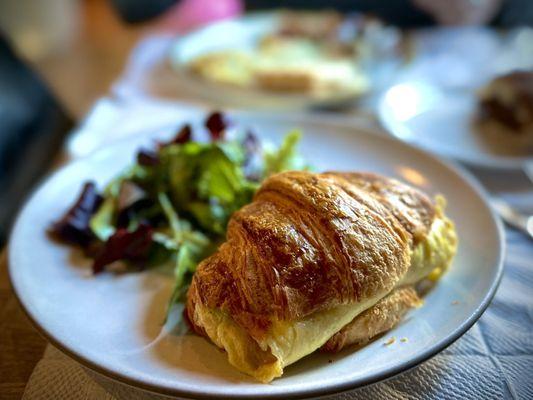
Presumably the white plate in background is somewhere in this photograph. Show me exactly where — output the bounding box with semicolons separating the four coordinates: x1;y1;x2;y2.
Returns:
10;113;503;399
378;82;533;170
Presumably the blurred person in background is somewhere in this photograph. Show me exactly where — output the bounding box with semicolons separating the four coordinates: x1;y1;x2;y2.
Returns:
0;0;531;243
0;34;73;243
112;0;532;28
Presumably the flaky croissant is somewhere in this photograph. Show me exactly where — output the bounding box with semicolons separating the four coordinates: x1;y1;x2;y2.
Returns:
186;171;457;382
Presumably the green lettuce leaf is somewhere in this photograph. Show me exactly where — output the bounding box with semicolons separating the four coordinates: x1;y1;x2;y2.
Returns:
264;129;306;176
89;176;124;241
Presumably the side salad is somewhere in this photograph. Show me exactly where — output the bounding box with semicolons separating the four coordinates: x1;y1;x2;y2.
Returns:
49;111;306;310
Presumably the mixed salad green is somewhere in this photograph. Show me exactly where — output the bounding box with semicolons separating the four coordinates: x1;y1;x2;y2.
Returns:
50;112;306;310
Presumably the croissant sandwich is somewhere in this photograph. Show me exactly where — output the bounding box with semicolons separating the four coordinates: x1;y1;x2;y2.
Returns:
186;171;458;382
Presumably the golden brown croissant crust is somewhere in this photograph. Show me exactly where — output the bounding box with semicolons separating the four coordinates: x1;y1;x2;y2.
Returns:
187;171;436;340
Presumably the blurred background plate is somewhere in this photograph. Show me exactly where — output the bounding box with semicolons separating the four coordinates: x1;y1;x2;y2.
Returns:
168;12;378;110
378;82;533;170
9;113;503;399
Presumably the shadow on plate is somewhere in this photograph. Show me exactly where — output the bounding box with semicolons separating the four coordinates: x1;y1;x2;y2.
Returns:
140;273;254;383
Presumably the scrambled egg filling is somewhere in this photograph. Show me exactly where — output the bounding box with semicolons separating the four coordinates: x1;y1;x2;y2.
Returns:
193;203;457;382
400;198;458;285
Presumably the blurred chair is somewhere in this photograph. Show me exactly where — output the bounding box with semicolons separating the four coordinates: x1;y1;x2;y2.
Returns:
0;34;73;243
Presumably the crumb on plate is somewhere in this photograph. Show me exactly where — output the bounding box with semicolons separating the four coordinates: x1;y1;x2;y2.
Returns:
384;337;396;346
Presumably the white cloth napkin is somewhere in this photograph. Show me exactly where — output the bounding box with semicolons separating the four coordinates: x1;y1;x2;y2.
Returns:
65;96;377;160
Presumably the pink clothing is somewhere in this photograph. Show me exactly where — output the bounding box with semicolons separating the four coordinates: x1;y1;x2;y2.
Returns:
160;0;243;33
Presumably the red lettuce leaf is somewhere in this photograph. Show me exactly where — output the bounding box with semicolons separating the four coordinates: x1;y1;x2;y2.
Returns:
158;124;192;149
48;182;103;247
172;124;192;144
93;223;154;274
205;111;230;141
136;149;159;166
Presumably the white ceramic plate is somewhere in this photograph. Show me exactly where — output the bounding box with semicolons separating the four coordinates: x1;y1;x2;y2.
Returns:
168;13;367;110
378;82;533;170
9;114;504;399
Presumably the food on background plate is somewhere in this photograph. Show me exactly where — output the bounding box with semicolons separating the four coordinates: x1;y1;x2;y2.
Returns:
276;10;344;40
49;111;307;310
187;171;457;382
187;11;372;99
476;70;533;150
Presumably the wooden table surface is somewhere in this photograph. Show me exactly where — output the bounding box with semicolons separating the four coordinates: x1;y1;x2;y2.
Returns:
0;251;46;399
0;1;160;398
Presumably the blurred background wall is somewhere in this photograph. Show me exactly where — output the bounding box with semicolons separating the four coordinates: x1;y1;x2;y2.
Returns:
0;0;159;243
0;0;158;118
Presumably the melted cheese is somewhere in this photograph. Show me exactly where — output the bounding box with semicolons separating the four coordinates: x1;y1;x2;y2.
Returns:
193;294;382;382
401;198;458;285
192;305;282;382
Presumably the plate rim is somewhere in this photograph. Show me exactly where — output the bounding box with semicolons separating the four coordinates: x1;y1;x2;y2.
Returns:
377;82;533;171
8;121;505;400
